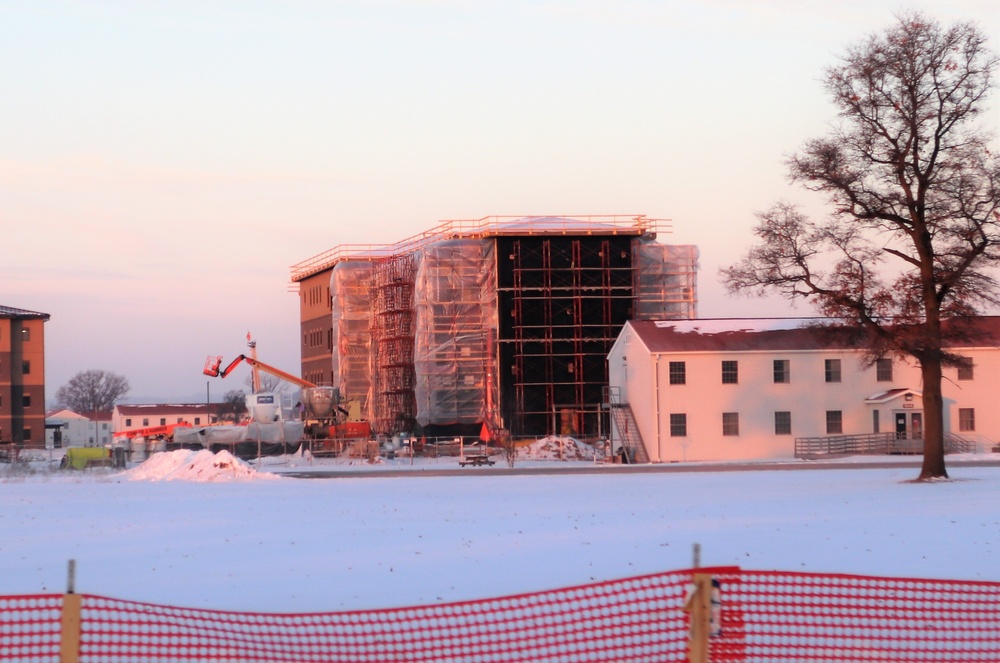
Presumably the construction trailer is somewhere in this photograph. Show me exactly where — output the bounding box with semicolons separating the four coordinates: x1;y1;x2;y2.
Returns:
290;216;698;439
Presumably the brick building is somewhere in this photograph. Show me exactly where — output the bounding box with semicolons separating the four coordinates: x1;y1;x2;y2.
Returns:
0;305;50;447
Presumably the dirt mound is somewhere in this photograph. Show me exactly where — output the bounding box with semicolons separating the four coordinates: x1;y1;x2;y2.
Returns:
518;436;603;461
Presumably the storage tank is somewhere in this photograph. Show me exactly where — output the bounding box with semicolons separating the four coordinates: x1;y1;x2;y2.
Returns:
247;392;281;423
302;387;340;419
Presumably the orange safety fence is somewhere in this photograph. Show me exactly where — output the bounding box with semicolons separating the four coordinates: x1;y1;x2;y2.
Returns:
2;567;1000;662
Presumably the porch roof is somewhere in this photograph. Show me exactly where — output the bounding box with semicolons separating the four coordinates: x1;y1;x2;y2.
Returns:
864;388;922;404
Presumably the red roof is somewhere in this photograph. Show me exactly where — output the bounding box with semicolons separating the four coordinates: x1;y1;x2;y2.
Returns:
626;317;1000;354
115;404;221;416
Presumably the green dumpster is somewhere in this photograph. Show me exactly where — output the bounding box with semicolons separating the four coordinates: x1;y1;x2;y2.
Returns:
63;447;110;470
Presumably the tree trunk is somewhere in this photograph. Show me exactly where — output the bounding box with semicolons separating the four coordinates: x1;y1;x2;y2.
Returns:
918;356;948;480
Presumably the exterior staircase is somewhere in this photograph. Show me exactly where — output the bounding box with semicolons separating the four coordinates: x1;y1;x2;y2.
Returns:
604;387;650;464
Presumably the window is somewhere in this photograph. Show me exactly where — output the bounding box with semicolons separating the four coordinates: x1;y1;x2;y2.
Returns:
125;418;132;427
826;410;843;434
669;413;687;437
142;418;149;427
958;357;974;381
876;358;893;382
669;361;686;385
721;360;738;384
959;408;976;432
21;328;30;341
825;359;842;383
774;411;791;435
22;394;31;408
22;428;31;442
873;410;880;434
194;417;201;425
773;359;790;384
722;412;740;436
160;418;167;426
22;360;30;375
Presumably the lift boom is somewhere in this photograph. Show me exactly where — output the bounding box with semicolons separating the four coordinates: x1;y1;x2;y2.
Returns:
203;354;315;390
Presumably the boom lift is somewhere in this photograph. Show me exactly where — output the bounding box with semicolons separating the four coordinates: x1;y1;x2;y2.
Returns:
203;353;316;391
203;334;366;442
203;333;313;393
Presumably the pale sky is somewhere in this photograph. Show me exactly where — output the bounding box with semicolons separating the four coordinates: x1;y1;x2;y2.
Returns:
2;1;998;402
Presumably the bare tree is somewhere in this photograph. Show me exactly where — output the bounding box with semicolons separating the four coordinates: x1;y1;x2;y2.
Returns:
244;372;288;394
55;370;131;414
220;389;247;423
722;13;1000;480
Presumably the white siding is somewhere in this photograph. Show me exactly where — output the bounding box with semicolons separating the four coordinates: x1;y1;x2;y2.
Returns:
610;326;1000;462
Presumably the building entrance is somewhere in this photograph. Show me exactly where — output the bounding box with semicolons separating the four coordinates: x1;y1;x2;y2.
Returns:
894;411;923;439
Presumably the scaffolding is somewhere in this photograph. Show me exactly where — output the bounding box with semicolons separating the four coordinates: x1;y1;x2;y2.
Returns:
299;216;698;438
371;253;418;435
635;241;699;319
330;261;374;419
413;239;499;434
497;235;640;436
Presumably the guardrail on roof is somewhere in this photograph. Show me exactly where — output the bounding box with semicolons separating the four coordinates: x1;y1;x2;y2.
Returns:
289;215;670;282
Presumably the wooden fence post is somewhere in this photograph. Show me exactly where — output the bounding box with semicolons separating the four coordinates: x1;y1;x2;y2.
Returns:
60;560;81;663
685;573;712;663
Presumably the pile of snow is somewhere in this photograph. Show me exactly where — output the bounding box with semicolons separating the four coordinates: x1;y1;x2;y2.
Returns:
123;449;278;482
517;436;603;461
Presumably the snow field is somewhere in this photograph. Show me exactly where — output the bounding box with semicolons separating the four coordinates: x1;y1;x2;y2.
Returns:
0;449;997;613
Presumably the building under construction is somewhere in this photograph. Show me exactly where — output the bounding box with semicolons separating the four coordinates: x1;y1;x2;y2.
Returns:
290;216;698;439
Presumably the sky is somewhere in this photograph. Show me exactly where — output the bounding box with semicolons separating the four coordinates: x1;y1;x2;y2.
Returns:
2;1;998;403
2;447;1000;613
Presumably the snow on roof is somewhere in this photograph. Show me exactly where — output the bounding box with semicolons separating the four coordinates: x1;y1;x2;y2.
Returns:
630;318;841;353
629;316;1000;354
654;318;820;334
0;305;49;319
865;388;921;404
491;216;619;232
115;403;218;415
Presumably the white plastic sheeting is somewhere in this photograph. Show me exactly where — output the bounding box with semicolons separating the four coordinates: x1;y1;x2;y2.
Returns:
412;239;498;427
172;421;304;446
330;261;373;420
634;241;699;320
324;229;698;433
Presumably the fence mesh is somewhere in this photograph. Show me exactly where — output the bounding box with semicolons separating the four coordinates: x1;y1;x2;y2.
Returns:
0;594;62;662
2;568;999;663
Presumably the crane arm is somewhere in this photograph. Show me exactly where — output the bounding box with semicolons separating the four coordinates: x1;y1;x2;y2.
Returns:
203;354;315;389
241;356;316;389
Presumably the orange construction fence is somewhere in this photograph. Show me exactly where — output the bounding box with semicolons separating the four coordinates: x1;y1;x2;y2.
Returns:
2;567;999;662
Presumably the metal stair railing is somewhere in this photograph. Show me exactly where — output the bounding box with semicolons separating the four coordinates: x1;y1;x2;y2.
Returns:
796;431;984;459
943;432;979;454
604;386;649;464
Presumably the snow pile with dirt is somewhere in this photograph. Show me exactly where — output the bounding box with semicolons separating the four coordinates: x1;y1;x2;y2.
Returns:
517;436;603;461
124;449;278;482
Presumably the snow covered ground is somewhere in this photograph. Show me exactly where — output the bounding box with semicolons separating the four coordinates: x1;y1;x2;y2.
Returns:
1;441;998;614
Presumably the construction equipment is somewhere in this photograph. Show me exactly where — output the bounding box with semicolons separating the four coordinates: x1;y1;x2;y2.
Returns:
204;353;315;389
114;421;193;440
204;334;369;440
204;334;315;393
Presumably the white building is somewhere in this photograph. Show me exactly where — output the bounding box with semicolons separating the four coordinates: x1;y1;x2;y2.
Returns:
45;409;113;448
607;318;1000;462
112;404;221;436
